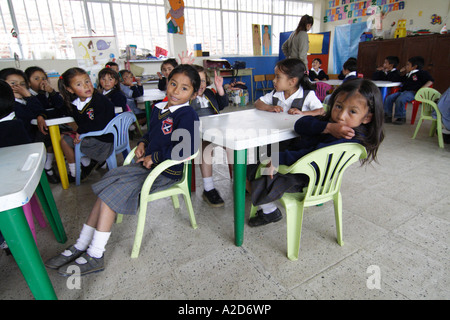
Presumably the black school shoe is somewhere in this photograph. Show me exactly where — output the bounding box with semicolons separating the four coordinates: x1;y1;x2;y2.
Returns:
202;188;225;207
45;169;60;184
248;208;282;227
393;118;406;125
384;114;392;123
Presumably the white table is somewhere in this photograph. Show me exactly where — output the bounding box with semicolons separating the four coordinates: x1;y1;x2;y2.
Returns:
135;89;166;128
31;117;75;189
200;109;302;246
312;79;343;86
0;143;66;299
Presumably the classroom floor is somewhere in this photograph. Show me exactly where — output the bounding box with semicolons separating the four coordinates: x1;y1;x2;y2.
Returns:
1;104;449;300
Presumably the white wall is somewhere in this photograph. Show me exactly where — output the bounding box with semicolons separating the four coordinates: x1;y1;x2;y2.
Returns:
318;0;450;72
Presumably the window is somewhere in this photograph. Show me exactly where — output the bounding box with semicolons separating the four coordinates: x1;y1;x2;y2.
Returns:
0;0;313;60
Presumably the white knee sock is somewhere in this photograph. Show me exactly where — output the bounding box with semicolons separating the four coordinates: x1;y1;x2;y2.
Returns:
203;176;214;192
68;163;76;177
260;202;277;214
81;156;91;167
45;153;54;171
74;224;96;251
87;230;111;259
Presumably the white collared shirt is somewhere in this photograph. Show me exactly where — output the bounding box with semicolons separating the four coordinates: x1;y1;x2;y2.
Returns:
406;69;419;78
155;100;190;113
0;112;15;122
259;87;323;112
72;96;92;111
345;71;357;78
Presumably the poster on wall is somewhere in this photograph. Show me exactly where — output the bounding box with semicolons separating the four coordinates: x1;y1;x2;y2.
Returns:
262;25;272;55
323;0;405;24
71;36;119;87
166;0;185;34
252;24;262;56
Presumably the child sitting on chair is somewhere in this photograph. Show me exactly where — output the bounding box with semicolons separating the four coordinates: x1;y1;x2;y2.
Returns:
248;79;384;227
309;58;329;81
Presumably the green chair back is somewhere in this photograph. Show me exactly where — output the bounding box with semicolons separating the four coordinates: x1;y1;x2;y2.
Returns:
116;147;199;258
412;88;443;148
250;143;367;261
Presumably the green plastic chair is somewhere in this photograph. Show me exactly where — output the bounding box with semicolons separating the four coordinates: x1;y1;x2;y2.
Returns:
411;88;443;148
249;143;367;261
116;147;199;258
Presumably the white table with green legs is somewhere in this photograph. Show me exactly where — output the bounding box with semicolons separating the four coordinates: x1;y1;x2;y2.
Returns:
199;109;302;246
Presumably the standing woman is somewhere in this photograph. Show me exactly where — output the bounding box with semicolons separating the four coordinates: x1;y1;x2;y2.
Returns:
282;14;314;69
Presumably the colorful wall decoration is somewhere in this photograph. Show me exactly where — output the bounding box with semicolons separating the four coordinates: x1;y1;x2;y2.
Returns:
324;0;406;24
167;0;185;34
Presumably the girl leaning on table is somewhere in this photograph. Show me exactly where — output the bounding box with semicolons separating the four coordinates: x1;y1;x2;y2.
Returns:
247;79;385;227
57;67;116;183
45;64;200;276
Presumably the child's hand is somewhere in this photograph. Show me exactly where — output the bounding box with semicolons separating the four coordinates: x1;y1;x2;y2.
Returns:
288;108;302;115
268;105;283;113
265;160;277;179
73;133;81;144
157;72;163;79
324;122;355;140
37;116;48;135
178;51;195;65
214;70;225;96
135;142;146;159
12;84;31;98
136;155;153;169
41;80;54;93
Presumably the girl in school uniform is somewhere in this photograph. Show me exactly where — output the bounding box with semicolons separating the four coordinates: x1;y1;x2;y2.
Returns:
98;67;127;113
58;67;116;182
191;64;230;207
45;64;201;276
255;58;324;116
25;66;66;184
119;69;145;125
247;79;385;226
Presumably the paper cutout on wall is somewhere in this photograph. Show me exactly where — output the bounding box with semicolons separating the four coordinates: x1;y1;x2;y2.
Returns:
262;25;272;56
252;24;262;56
167;0;185;34
308;34;324;54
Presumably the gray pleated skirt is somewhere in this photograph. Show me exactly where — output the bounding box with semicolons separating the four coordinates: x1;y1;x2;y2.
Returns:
63;135;114;163
92;163;178;216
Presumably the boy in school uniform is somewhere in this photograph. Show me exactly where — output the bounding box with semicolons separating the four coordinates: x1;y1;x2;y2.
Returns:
341;59;358;83
372;56;402;82
384;56;434;125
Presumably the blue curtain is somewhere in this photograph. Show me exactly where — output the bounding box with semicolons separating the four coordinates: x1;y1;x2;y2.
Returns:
333;22;368;74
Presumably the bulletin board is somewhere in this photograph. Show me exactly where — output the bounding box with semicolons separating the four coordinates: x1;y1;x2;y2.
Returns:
71;36;119;86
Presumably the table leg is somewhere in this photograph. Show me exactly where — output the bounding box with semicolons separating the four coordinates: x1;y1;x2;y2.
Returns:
145;101;151;130
0;207;57;300
48;125;69;189
35;171;67;243
380;87;389;102
233;149;247;246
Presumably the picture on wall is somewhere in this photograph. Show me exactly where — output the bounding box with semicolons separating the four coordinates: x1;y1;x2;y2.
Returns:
71;36;118;87
167;0;185;34
252;24;262;56
262;25;272;55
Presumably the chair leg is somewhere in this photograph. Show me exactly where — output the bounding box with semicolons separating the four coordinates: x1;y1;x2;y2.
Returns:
182;193;198;229
334;192;344;246
284;199;304;261
116;213;123;224
412;119;423;140
249;204;258;219
171;195;180;209
131;203;148;258
436;121;444;149
30;194;46;228
22;203;37;243
411;101;420;124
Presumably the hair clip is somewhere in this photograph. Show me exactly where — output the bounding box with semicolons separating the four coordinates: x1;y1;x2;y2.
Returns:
105;65;111;68
59;75;63;80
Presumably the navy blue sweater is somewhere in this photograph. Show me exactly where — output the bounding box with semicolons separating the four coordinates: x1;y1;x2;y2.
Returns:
138;102;199;180
278;116;361;166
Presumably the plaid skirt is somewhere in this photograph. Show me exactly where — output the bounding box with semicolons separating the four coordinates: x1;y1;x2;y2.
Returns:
92;163;178;216
63;134;113;163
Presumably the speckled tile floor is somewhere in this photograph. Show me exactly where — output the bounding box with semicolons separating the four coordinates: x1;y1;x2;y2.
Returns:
1;105;449;300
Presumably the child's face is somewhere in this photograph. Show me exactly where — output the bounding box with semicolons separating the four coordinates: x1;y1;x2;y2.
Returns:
382;59;394;71
166;72;196;107
197;71;207;96
312;60;321;70
161;64;175;78
110;65;119;73
331;92;372;128
67;73;94;101
121;72;134;86
100;74;117;91
28;70;47;92
405;61;416;73
273;66;297;92
5;74;27;99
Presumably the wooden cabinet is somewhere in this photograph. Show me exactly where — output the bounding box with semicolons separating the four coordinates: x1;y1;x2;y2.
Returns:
357;34;450;93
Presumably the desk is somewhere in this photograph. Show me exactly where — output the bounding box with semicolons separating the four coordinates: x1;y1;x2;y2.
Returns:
31;117;75;190
0;143;66;300
313;79;343;86
206;68;254;102
135;89;166;129
371;80;401;101
200;109;302;246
